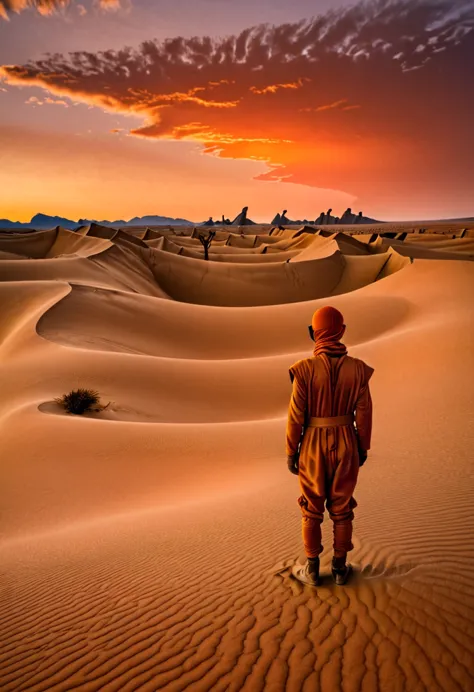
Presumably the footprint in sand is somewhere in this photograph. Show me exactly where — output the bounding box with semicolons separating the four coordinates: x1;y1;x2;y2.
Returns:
274;557;419;588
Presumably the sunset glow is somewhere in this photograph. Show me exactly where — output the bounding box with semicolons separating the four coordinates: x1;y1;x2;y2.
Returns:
1;0;473;222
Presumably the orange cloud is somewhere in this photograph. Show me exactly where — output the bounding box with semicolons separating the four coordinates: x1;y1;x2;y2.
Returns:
26;94;70;108
316;99;349;112
1;0;473;215
0;0;67;18
142;86;239;109
0;0;127;19
45;96;69;106
96;0;124;12
299;99;360;113
250;79;308;95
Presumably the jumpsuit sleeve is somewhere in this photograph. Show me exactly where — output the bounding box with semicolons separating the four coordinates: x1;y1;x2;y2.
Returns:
355;363;374;451
286;361;307;457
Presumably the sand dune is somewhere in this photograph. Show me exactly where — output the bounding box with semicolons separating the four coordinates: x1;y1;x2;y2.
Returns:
1;222;473;691
173;245;301;262
141;246;404;306
374;237;474;261
289;237;341;262
0;227;59;258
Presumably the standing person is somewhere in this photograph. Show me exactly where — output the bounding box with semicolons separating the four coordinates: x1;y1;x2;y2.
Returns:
287;306;374;586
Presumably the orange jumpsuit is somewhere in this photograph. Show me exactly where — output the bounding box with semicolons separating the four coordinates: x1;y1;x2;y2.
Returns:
286;353;374;559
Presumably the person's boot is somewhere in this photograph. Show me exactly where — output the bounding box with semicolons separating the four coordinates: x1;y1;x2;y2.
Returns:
331;556;352;585
291;557;320;586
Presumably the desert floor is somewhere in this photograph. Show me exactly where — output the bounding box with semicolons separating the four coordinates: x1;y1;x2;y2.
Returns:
1;222;473;691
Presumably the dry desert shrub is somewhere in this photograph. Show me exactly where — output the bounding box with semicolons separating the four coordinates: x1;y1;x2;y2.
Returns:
198;230;216;260
54;388;110;415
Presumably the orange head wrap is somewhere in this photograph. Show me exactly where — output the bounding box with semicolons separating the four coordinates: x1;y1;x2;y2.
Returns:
311;306;347;357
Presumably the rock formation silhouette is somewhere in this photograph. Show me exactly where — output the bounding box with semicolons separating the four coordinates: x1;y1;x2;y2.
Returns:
341;208;355;224
201;217;215;227
199;206;379;228
271;210;293;225
323;209;335;225
230;207;257;226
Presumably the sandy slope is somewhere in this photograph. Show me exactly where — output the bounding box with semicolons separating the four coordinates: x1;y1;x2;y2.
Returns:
1;223;473;692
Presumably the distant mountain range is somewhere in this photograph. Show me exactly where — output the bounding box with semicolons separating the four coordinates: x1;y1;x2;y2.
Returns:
0;213;194;230
1;212;472;232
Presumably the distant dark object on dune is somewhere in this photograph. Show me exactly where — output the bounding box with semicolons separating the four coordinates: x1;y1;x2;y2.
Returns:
198;230;216;261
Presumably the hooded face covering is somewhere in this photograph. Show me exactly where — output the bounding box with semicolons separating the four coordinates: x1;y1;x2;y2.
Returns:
310;306;348;358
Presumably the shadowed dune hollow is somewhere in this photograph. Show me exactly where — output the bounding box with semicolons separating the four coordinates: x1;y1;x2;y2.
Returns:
1;222;473;692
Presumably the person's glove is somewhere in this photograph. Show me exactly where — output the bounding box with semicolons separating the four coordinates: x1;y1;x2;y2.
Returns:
356;433;368;466
287;454;299;475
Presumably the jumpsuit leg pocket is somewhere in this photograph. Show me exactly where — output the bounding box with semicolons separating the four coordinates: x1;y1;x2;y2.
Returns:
298;495;309;513
298;495;313;531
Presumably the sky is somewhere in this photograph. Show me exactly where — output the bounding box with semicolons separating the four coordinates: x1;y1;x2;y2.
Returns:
0;0;473;223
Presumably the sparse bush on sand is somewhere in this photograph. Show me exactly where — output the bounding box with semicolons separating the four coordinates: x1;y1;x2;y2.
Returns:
54;388;110;415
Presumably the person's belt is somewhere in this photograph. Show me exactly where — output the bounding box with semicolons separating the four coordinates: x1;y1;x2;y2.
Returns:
307;414;354;427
